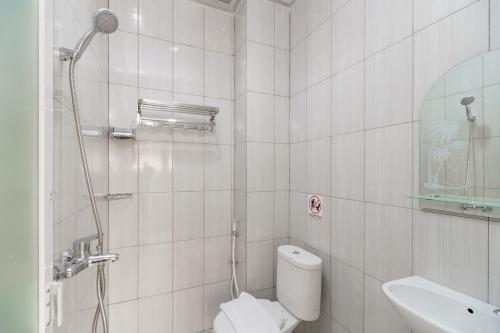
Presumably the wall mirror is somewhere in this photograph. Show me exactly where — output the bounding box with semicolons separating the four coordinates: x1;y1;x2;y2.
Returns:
417;49;500;221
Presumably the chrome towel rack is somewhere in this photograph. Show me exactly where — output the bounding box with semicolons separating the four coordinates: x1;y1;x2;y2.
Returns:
137;99;219;131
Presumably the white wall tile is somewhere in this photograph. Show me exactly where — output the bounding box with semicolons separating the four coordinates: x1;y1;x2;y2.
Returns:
307;138;331;196
307;19;332;87
173;0;204;47
138;0;172;40
275;144;290;191
173;239;204;290
235;0;247;51
364;275;410;333
139;193;173;245
275;48;290;97
205;51;234;99
275;96;289;144
365;0;413;56
414;210;489;301
332;0;349;12
173;191;203;241
492;0;500;49
414;0;477;31
291;0;307;47
332;0;364;73
331;132;364;201
139;242;173;297
247;192;275;242
109;140;138;194
489;222;500;307
247;92;275;143
290;192;307;244
173;44;204;96
204;235;231;283
139;36;173;91
290;40;307;95
275;5;290;50
331;198;364;271
365;204;413;282
110;30;138;86
139;293;173;333
274;191;290;239
172;142;204;191
247;0;275;46
110;0;138;34
205;8;234;54
307;0;331;34
204;190;231;237
173;287;204;333
290;90;307;143
247;41;275;94
331;260;364;333
365;123;413;208
205;144;232;191
365;38;413;129
247;240;274;292
109;300;138;333
109;247;138;303
290;142;307;192
247;142;275;192
414;0;489;118
332;62;364;135
109;197;139;249
235;45;247;98
109;84;138;128
139;141;173;193
204;281;232;329
307;78;332;140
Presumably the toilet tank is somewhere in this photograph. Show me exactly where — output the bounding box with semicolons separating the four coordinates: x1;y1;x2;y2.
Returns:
277;245;322;322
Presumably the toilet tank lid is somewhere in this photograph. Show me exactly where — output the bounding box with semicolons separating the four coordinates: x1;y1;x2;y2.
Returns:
278;245;322;271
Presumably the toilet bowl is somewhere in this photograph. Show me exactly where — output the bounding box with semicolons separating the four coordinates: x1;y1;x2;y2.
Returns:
213;245;322;333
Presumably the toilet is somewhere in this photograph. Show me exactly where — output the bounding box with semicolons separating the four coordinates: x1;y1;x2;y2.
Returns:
213;245;322;333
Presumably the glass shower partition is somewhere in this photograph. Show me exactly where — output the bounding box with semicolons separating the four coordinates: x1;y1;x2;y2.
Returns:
0;1;38;332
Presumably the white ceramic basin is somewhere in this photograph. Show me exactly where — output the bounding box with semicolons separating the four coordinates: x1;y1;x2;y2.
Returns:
382;276;500;333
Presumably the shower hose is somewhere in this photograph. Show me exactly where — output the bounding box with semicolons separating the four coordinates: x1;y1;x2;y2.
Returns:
69;58;109;333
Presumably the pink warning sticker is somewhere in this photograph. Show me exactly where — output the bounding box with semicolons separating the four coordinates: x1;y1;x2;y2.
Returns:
307;194;323;218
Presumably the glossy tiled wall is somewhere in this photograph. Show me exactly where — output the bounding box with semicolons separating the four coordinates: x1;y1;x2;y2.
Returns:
234;0;290;300
106;0;234;331
289;0;500;332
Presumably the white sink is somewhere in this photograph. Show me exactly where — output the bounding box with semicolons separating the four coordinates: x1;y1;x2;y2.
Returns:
382;276;500;333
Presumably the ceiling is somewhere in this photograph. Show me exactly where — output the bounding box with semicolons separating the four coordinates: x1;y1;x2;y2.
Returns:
192;0;293;13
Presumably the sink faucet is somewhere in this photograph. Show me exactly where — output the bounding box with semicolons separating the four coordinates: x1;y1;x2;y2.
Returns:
55;234;119;280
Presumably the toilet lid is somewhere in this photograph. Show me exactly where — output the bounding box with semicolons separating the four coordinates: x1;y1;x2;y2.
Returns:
214;299;287;333
256;299;286;329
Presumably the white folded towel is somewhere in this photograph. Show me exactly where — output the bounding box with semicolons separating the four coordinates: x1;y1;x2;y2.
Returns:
220;292;281;333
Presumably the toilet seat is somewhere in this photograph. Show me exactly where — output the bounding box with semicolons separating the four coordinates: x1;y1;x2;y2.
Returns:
213;300;300;333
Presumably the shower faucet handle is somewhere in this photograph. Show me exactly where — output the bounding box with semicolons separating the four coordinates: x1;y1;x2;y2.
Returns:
73;233;99;257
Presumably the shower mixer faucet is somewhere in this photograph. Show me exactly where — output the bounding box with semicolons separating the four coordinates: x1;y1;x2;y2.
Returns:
55;234;119;280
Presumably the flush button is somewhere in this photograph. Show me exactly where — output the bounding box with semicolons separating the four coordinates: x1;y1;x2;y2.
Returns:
293;251;300;255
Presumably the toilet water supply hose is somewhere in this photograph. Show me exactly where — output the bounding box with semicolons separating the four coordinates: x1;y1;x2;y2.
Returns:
231;220;240;299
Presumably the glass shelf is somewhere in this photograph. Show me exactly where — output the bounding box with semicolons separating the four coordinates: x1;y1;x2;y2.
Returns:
410;194;500;210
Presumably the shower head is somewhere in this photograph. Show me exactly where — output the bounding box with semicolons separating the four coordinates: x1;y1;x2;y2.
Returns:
72;8;119;62
93;8;119;34
461;96;476;121
461;96;475;106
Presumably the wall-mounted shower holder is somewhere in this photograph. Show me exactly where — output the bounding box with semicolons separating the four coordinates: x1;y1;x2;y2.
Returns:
57;47;75;61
